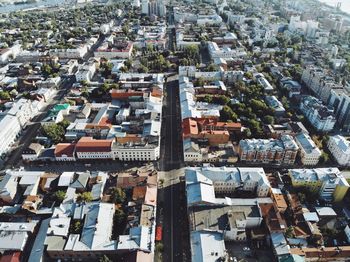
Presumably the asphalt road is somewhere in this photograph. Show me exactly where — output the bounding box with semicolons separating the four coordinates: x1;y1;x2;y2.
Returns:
5;76;75;169
158;77;190;262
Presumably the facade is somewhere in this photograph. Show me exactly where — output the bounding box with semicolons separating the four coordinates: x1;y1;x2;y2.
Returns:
289;168;350;202
54;143;76;161
0;115;21;160
112;144;160;161
22;143;43;161
186;166;271;201
239;135;299;165
329;89;350;132
328;135;350;166
75;137;114;159
295;132;321;166
75;62;96;82
207;41;246;59
301;66;340;103
299;96;336;132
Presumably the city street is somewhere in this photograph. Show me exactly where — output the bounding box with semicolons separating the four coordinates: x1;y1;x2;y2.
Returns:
4;76;75;169
157;75;190;262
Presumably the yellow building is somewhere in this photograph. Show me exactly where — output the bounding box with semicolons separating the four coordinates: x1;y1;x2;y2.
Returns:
289;168;349;202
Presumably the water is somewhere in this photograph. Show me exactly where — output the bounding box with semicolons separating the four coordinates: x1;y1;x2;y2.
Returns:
319;0;350;14
0;0;67;13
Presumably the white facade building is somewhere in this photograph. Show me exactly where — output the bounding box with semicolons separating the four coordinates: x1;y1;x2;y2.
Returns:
0;115;21;159
328;135;350;166
295;132;321;166
112;145;160;161
300;96;336;132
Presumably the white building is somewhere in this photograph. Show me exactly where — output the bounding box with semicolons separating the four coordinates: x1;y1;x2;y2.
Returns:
300;96;336;132
328;135;350;166
207;41;247;59
295;132;321;166
0;115;21;160
49;45;88;59
0;174;19;203
75;62;96;82
5;98;36;128
186;166;271;199
113;145;160;161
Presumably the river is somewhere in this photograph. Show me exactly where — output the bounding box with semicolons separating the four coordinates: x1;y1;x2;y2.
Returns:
319;0;350;14
0;0;68;13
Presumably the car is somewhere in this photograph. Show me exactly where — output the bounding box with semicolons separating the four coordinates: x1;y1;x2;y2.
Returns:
243;247;250;251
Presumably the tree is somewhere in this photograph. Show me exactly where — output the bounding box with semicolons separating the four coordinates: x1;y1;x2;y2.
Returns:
264;115;275;125
42;64;53;77
243;128;252;138
99;255;112;262
155;242;164;253
58;119;70;129
220;106;238;122
114;208;126;225
285;226;295;238
138;65;149;73
72;220;82;233
110;83;119;90
111;188;126;204
0;91;11;100
53;190;66;202
319;152;329;164
77;192;93;203
206;63;218;72
43;123;65;144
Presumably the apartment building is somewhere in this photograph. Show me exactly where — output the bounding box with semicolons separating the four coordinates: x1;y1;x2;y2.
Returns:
328;89;350;132
289;168;349;202
301;66;341;103
299;96;336;132
328;135;350;166
75;137;114;159
239;135;299;165
0;115;21;160
186;166;271;199
295;132;321;165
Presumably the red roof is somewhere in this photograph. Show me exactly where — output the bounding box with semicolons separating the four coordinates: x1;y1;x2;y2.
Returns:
156;226;162;241
54;143;76;157
196;118;241;130
182;118;199;137
0;252;21;262
75;137;113;152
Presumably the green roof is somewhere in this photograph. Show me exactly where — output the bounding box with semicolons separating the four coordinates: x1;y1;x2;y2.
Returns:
280;255;305;262
52;103;69;112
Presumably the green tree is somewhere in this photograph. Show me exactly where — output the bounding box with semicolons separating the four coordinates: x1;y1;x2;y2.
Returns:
72;220;82;233
319;152;329;164
114;208;126;225
155;242;164;253
285;226;295;238
99;255;112;262
53;190;66;202
0;91;11;100
264;115;275;125
111;188;126;204
58;119;70;129
100;83;110;93
220;105;238;122
42;64;53;77
243;128;252;138
77;192;93;203
43;123;65;144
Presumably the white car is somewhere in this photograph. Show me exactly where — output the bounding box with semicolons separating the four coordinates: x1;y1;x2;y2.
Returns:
243;247;250;251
